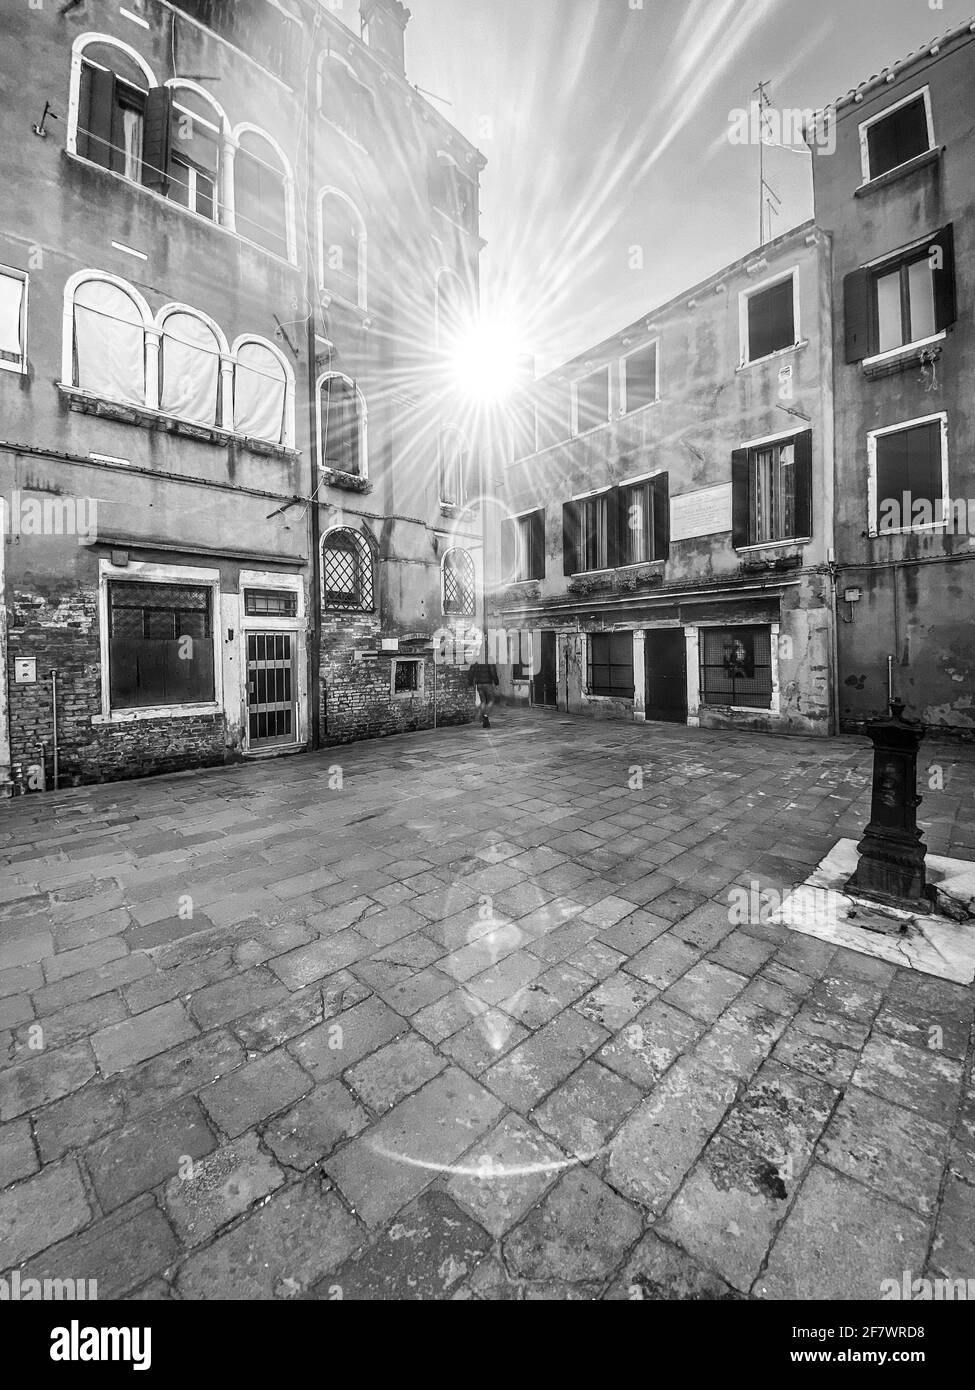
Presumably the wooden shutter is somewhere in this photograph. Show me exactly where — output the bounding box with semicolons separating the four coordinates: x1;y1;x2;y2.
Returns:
651;473;669;561
844;268;872;363
606;487;621;570
562;501;579;575
792;430;813;540
932;224;957;332
84;65;117;168
530;509;545;580
142;86;173;189
731;448;750;549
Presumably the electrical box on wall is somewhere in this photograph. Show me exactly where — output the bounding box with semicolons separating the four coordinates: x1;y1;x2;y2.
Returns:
14;657;36;683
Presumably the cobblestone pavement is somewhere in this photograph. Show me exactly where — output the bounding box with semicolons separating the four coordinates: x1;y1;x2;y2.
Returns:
1;709;973;1300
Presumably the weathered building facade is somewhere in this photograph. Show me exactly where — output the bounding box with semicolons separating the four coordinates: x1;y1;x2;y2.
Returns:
0;0;484;793
810;22;975;734
492;221;837;737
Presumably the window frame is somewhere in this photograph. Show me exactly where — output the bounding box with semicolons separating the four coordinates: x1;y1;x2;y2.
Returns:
231;121;297;264
95;558;222;722
318;187;367;310
0;265;29;375
439;425;472;507
514;508;545;582
619;339;659;415
570;365;612;437
67;35;157;170
586;631;635;700
391;658;424;698
862;237;945;364
858;86;936;185
317;370;367;478
317;50;374;148
232;333;296;448
867;411;949;538
321;527;376;611
698;623;775;712
441;547;477;618
738;267;801;367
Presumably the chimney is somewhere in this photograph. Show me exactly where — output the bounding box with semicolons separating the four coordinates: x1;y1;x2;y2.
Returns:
360;0;411;76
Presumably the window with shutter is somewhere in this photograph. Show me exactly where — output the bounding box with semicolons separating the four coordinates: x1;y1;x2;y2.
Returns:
562;500;579;575
731;433;811;547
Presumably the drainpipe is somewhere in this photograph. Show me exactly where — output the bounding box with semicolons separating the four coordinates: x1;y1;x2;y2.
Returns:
49;669;59;791
305;26;322;751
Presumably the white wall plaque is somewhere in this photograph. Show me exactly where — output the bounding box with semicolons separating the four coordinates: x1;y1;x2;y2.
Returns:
670;483;733;541
14;657;37;684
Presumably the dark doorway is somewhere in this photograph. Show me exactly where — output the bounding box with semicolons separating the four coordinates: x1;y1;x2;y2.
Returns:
645;628;687;723
532;630;558;707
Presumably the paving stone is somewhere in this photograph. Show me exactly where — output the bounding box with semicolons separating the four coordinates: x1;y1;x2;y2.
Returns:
324;1190;489;1301
0;1039;97;1121
604;1231;740;1300
607;1055;738;1213
269;931;371;990
440;1008;528;1074
200;1049;311;1138
0;963;43;1000
231;973;370;1053
187;967;290;1031
378;966;456;1017
119;1029;246;1118
533;1060;642;1159
92;1000;198;1076
0;1118;38;1187
659;1135;795;1292
818;1088;948;1216
11;992;127;1056
625;934;700;990
529;918;602;965
574;971;658;1032
708;928;777;977
19;1196;178;1299
719;1061;838;1177
596;910;671;957
446;1113;567;1236
125;913;217;951
86;1097;216;1210
949;1092;975;1184
32;954;152;1017
663;960;748;1023
177;1175;362;1299
929;1177;975;1282
262;1082;370;1170
756;1164;930;1300
411;988;481;1044
288;997;405;1084
564;938;626;981
162;1130;284;1247
598;999;705;1090
809;973;885;1026
500;962;595;1029
346;1034;446;1113
502;1167;642;1283
852;1033;964;1126
325;1067;504;1226
0;1158;91;1267
482;1009;609;1112
788;1000;871;1052
0;931;54;972
770;1020;860;1088
873;1000;971;1062
33;1080;125;1162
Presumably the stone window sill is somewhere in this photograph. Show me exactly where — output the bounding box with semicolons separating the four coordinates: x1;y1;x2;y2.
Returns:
92;704;221;725
856;147;942;197
59;387;298;461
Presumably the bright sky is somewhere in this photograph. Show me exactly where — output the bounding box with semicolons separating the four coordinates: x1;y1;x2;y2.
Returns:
398;0;971;372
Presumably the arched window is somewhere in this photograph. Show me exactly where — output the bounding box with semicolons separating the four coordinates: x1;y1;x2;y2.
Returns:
233;336;294;446
442;548;476;617
67;272;150;406
157;306;225;426
430;152;477;233
317;52;374;144
70;37;156;180
435;268;467;350
165;82;226;221
233;127;291;260
439;426;471;507
322;528;375;610
319;190;366;308
318;373;366;477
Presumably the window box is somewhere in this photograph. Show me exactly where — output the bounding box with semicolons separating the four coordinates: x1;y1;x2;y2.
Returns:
321;466;372;494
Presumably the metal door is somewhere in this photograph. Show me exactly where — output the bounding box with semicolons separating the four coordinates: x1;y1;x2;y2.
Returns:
645;629;687;723
247;631;297;747
532;630;558;707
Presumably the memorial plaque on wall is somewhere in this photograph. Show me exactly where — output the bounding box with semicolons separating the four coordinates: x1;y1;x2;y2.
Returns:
670;484;733;541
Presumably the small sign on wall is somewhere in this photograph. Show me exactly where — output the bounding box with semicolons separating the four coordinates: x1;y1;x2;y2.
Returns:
670;484;733;542
14;657;37;683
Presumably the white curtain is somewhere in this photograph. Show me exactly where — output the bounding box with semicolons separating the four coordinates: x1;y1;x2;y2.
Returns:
0;274;24;358
160;313;220;424
234;341;285;443
73;279;145;405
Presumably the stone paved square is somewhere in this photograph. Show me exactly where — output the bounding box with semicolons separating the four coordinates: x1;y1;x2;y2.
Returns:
0;712;973;1301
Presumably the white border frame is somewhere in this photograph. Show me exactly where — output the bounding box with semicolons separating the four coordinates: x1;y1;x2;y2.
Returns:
390;656;425;699
94;558;223;722
858;86;935;185
318;186;368;310
867;411;949;537
570;363;612;437
687;621;782;721
738;266;801;367
62;268;155;406
0;265;28;375
238;568;307;752
618;338;660;416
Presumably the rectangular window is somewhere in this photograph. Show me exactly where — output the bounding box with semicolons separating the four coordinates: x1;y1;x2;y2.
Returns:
587;632;634;699
870;417;946;533
580;493;609;571
700;626;773;709
393;659;421;694
573;367;610;434
732;431;812;548
744;275;796;363
516;510;545;581
108;581;215;709
622;342;657;413
0;267;27;373
243;588;298;617
863;93;932;181
169;155;216;220
511;630;531;681
873;250;938;355
620;482;651;564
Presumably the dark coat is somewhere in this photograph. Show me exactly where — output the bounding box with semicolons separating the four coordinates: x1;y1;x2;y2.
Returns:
468;662;499;688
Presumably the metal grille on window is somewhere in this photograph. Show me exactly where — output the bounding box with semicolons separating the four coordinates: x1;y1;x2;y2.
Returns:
243;588;298;617
394;660;420;693
700;626;773;710
323;529;374;610
443;549;475;616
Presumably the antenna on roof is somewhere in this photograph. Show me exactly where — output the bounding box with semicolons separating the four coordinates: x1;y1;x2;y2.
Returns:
753;79;781;246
